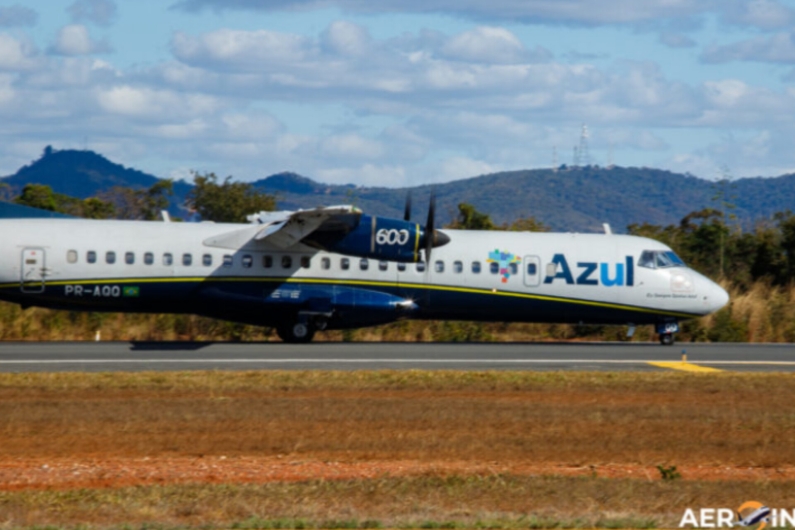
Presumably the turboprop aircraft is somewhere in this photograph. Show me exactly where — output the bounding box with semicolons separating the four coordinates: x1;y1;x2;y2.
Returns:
0;197;728;344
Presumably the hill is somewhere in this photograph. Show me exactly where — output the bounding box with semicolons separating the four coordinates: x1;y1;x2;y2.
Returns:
255;167;795;231
1;147;192;215
3;147;795;231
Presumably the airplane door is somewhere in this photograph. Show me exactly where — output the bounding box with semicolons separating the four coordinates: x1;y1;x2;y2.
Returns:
21;248;46;293
523;255;541;287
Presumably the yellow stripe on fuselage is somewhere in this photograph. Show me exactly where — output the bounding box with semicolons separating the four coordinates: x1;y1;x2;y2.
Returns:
0;275;698;319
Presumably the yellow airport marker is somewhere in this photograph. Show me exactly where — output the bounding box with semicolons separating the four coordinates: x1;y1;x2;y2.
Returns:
647;361;722;372
648;350;722;372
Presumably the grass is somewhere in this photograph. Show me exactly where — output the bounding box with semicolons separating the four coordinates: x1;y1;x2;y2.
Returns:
1;371;795;464
2;371;795;529
2;475;795;529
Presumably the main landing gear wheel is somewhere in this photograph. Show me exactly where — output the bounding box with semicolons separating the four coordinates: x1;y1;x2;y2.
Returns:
277;322;315;343
659;333;675;346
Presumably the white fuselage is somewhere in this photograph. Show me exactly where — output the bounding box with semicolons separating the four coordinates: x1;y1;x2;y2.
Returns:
0;218;729;331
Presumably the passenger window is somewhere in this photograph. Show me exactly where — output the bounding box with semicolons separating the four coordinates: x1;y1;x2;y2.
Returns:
67;250;77;264
453;261;463;273
321;257;331;270
263;255;272;268
223;255;233;267
341;258;350;270
106;251;116;264
282;256;292;268
87;251;96;264
509;262;518;275
416;262;426;272
527;263;537;275
163;253;173;266
242;255;253;268
490;262;499;274
360;258;369;271
638;251;655;269
379;260;388;271
144;252;154;265
183;253;192;266
397;262;406;272
125;252;135;265
203;254;212;267
472;261;481;274
301;256;311;269
435;260;444;273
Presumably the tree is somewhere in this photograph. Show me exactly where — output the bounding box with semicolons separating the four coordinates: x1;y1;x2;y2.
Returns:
14;183;117;218
0;182;13;202
507;216;549;232
447;203;496;230
14;184;58;211
100;180;174;220
187;172;276;223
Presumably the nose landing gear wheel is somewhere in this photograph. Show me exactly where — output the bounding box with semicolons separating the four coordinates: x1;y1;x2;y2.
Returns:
659;333;675;346
277;322;316;343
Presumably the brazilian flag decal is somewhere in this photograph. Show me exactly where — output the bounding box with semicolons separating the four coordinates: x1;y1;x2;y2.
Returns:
123;286;140;297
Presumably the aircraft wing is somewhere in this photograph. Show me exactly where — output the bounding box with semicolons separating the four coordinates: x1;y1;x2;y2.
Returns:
204;205;361;250
250;205;360;248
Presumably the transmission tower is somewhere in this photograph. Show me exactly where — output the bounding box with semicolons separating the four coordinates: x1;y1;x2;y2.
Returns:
578;124;590;167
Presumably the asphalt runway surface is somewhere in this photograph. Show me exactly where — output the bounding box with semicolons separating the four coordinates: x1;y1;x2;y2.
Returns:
0;341;793;372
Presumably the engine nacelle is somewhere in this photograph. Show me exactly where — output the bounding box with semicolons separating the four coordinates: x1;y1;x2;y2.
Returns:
303;214;448;262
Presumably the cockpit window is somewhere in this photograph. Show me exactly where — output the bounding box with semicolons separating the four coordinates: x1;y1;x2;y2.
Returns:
638;250;686;269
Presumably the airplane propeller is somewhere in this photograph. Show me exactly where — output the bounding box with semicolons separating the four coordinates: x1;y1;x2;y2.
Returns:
403;192;412;222
425;191;436;263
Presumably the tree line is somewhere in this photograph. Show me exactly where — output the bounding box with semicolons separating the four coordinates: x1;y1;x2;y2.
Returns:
0;172;276;223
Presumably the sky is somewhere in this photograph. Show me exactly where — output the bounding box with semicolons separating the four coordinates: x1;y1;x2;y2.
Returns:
2;0;795;187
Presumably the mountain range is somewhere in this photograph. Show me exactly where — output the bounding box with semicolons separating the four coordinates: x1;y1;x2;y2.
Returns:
2;147;794;232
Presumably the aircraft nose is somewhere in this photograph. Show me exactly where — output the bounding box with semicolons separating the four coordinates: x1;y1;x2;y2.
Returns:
706;281;729;313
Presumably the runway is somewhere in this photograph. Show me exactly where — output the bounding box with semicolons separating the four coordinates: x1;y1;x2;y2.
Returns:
0;341;794;372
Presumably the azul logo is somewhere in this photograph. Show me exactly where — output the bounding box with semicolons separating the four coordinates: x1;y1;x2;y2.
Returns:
487;249;521;283
543;254;635;287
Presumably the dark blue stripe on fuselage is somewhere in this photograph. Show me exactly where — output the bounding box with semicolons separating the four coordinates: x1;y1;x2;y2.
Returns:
0;276;696;329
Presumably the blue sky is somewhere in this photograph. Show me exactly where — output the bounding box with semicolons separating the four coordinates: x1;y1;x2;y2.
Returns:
2;0;795;187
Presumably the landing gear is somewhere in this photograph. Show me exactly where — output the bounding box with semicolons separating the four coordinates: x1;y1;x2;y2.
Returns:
656;322;679;346
276;321;315;343
659;333;675;346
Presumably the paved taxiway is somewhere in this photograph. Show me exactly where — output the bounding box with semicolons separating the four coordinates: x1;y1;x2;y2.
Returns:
0;341;793;372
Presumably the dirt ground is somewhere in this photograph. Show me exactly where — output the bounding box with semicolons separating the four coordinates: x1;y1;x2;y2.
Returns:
3;456;795;492
2;370;794;490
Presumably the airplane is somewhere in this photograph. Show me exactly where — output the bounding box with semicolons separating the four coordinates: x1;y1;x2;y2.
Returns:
0;196;729;345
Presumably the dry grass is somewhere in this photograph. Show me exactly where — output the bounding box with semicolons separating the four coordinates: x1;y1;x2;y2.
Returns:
2;371;794;466
3;371;795;529
1;475;795;529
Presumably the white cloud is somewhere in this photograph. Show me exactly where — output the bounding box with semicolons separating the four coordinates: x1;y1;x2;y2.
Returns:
321;20;371;56
50;24;111;56
701;32;795;64
316;163;406;186
0;5;37;27
172;28;315;72
720;0;795;30
67;0;117;27
441;26;541;64
96;85;221;119
659;32;696;48
173;0;710;29
321;134;384;160
0;33;38;70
